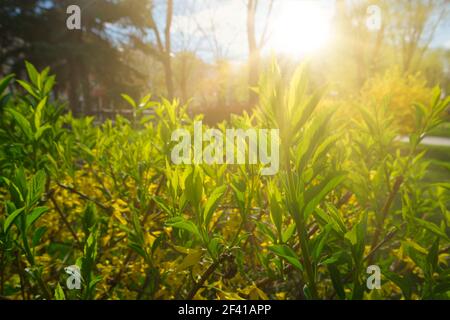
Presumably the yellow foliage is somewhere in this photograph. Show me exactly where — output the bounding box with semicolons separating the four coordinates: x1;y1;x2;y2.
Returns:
361;68;434;132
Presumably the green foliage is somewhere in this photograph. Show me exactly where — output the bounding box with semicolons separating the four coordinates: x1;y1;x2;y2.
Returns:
0;63;449;300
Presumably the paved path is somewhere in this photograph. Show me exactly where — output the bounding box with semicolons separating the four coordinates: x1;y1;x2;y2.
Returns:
398;136;450;147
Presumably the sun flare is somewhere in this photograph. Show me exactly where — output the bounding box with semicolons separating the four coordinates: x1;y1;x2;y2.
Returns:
269;1;332;56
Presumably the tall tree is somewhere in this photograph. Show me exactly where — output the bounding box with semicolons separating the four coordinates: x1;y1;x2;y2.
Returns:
0;0;147;114
131;0;175;99
246;0;273;107
391;0;448;73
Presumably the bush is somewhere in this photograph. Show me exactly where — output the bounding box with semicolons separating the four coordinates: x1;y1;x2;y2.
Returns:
0;63;449;300
360;68;435;133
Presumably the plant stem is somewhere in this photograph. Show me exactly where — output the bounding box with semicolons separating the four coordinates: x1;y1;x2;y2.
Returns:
56;182;109;211
297;222;318;299
368;176;403;264
50;193;82;248
16;252;26;300
0;249;4;295
186;253;232;300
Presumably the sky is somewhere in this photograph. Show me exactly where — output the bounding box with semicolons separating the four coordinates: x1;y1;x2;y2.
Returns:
170;0;336;61
162;0;450;62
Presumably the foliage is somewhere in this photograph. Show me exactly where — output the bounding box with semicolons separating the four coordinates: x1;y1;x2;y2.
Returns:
0;63;449;300
360;68;435;133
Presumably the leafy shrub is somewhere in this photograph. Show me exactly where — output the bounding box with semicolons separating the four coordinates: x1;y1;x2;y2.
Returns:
0;62;449;300
360;68;436;133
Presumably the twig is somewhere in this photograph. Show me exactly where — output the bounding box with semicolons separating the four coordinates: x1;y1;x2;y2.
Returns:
49;193;83;249
100;251;134;300
328;226;400;299
186;253;233;300
15;251;26;300
364;227;399;263
56;182;109;211
368;176;403;264
101;177;165;299
337;191;353;209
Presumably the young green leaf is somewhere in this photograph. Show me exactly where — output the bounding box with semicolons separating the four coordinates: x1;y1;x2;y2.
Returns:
7;108;33;140
203;185;227;230
4;207;25;233
54;283;66;300
268;244;304;271
26;206;48;230
166;216;200;238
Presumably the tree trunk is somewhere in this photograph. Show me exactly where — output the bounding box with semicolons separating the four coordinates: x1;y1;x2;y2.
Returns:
81;68;91;115
163;55;174;100
164;0;174;99
247;0;260;108
68;60;81;116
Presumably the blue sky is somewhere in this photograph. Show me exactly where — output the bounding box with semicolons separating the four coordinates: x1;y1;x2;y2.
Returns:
160;0;450;62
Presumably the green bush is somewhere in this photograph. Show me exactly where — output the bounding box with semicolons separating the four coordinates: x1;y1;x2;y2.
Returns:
0;62;449;300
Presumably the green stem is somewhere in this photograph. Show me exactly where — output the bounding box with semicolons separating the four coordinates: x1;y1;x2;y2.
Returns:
0;249;4;295
297;222;318;299
20;212;52;299
20;215;34;266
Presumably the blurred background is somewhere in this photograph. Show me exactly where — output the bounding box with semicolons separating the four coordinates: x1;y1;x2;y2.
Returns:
0;0;449;124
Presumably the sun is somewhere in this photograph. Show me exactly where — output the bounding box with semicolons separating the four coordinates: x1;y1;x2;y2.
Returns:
268;1;332;56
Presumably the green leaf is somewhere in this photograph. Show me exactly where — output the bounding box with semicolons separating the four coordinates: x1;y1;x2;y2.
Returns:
314;206;346;236
256;221;277;243
121;94;136;108
32;226;47;247
344;224;358;246
311;226;331;262
166;216;200;238
78;143;95;159
414;102;427;129
207;237;221;260
26;206;48;230
128;243;148;260
230;181;245;213
177;250;203;271
328;265;345;300
203;185;227;229
34;124;51;141
34;97;47;130
43;75;55;95
434;281;450;295
25;61;39;85
54;283;66;300
82;202;97;234
303;174;345;219
292;84;328;137
88;275;103;291
17;80;40;99
0;74;14;96
287;63;308;113
81;228;98;282
383;271;411;299
0;92;12;109
414;218;449;241
281;223;296;243
14;167;28;199
153;196;173;216
7;108;33;140
1;177;24;205
268;183;283;237
4;207;25;233
185;167;203;207
27;170;46;207
268;244;303;271
426;237;440;272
